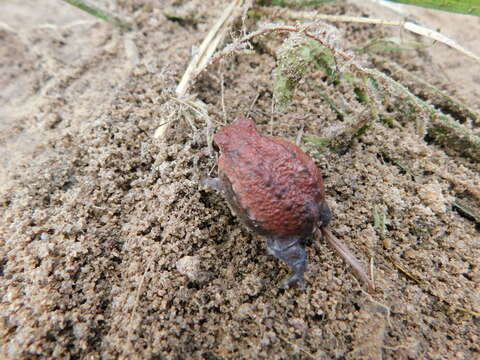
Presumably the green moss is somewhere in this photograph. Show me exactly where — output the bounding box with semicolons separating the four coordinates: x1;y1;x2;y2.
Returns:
354;87;370;104
274;36;337;110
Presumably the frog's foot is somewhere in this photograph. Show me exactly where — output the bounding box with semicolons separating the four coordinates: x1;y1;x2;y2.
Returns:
267;237;307;288
200;177;223;192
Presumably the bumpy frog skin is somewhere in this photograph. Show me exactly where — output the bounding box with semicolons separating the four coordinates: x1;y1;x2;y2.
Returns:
204;118;331;287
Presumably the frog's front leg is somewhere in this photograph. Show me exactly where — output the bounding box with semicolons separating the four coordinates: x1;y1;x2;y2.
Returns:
267;236;307;288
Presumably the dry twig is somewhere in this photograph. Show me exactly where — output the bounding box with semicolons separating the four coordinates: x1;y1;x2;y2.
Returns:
154;0;245;139
320;228;375;292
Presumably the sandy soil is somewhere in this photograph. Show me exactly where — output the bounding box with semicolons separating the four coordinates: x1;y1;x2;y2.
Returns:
1;1;479;359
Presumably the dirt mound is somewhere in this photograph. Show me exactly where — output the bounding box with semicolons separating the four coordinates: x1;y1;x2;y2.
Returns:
1;1;479;359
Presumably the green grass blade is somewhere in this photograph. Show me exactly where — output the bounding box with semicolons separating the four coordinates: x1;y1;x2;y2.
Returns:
62;0;132;29
385;0;480;16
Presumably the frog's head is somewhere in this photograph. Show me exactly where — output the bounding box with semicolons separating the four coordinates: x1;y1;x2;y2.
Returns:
213;118;260;153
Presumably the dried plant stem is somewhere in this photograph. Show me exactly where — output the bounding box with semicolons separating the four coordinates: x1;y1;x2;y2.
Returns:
253;7;480;64
176;0;244;97
320;227;375;292
154;0;245;139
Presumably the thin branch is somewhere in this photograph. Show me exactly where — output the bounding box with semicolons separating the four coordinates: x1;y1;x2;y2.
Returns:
176;0;245;97
319;227;375;292
154;0;245;139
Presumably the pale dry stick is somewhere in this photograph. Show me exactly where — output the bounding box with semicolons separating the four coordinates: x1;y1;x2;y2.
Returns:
320;228;375;292
0;21;17;33
205;114;215;155
404;22;480;63
256;7;480;64
176;0;243;97
154;0;245;139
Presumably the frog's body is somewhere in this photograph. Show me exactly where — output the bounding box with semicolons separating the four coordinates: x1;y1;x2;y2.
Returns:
205;118;331;287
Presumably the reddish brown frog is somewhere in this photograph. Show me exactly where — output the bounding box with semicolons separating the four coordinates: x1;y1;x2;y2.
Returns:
203;118;373;290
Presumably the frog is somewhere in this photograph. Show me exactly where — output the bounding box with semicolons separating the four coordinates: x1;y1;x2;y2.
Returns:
202;117;331;288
